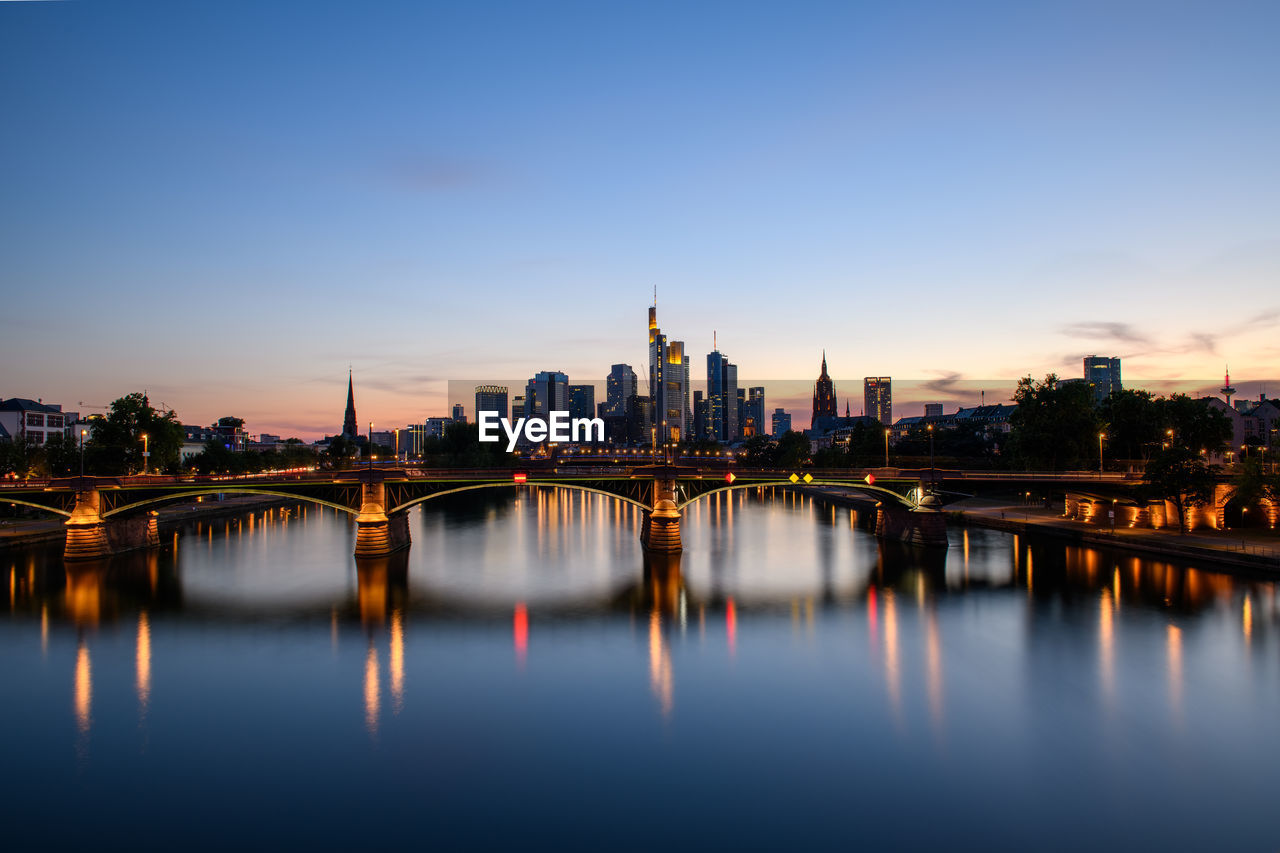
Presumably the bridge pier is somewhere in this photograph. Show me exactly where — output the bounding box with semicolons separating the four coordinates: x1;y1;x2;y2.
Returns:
354;481;411;557
642;476;682;553
64;489;161;561
874;502;949;547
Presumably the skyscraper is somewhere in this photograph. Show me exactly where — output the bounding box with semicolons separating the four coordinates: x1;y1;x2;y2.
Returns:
527;371;569;418
1083;356;1121;405
475;385;509;421
812;352;837;428
864;377;892;425
568;384;595;421
771;408;792;436
451;403;466;423
605;364;636;417
706;347;739;442
745;387;765;438
342;370;358;440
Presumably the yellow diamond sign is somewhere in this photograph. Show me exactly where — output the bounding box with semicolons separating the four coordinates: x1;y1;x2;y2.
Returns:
803;473;814;484
788;473;800;483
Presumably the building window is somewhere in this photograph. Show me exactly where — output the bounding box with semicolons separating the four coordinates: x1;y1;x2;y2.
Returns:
47;415;63;428
29;431;44;445
26;413;44;427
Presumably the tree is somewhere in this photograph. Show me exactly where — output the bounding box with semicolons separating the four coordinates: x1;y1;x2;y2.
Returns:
1007;375;1100;470
88;393;183;474
741;435;776;467
774;430;811;469
1145;446;1218;534
1229;458;1280;508
1098;389;1162;463
1159;394;1231;457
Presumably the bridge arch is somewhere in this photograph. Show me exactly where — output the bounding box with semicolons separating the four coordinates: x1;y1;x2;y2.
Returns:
0;498;72;518
389;482;650;515
100;488;360;519
675;480;918;511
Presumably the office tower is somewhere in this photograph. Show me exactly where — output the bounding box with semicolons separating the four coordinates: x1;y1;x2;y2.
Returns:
666;340;688;441
1082;356;1121;405
706;347;739;442
812;352;837;427
568;384;595;421
451;403;466;423
864;377;892;425
342;369;358;440
475;385;508;421
746;387;765;440
511;395;525;421
693;391;710;440
526;371;569;418
771;408;791;436
605;364;636;417
924;402;943;418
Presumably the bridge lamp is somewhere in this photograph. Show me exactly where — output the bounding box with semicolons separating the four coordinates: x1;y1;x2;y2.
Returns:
140;433;149;475
1098;433;1106;475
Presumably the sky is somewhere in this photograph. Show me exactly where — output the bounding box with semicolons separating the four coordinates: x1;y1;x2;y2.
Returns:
2;0;1278;438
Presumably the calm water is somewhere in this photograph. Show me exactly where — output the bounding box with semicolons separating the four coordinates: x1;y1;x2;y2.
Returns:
2;489;1278;851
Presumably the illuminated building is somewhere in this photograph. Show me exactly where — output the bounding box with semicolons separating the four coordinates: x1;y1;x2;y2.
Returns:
864;377;892;425
706;347;738;442
605;365;636;417
475;385;509;421
771;408;791;436
1083;356;1121;405
568;385;595;421
812;352;838;428
451;403;466;424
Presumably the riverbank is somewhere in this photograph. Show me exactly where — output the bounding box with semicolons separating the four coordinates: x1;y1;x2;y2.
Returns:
0;495;298;551
951;498;1280;572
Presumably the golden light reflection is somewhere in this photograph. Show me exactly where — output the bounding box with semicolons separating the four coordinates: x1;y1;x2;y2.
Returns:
363;643;380;736
648;610;673;718
1113;568;1121;610
884;590;902;726
137;611;151;714
390;608;405;714
65;566;103;627
1026;548;1034;596
1167;624;1183;724
1243;595;1252;643
1099;590;1114;708
962;529;970;577
925;607;944;734
41;604;48;656
74;640;92;735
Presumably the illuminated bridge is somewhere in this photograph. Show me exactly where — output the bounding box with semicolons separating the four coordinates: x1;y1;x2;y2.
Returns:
0;465;972;560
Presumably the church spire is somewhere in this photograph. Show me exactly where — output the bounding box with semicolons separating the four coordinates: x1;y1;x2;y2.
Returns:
342;369;358;440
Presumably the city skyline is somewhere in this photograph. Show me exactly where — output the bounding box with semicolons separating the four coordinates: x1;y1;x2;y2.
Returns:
3;1;1279;437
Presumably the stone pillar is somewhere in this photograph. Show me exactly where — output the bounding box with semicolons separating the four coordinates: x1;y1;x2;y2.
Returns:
874;501;949;547
644;476;682;553
64;488;110;562
354;481;411;557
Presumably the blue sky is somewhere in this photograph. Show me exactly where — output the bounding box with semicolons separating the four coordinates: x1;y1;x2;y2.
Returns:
2;0;1278;436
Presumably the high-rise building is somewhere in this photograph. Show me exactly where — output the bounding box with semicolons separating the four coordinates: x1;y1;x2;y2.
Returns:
864;377;892;425
451;403;466;424
511;395;526;421
1083;356;1121;405
342;370;358;440
924;402;944;418
812;352;837;428
568;384;595;421
693;391;710;440
475;385;508;421
527;371;569;418
745;387;765;439
605;364;636;417
706;347;740;442
771;408;791;436
665;340;689;441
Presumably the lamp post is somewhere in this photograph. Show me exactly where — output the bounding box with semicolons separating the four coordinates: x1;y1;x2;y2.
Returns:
927;424;935;486
368;421;374;471
1098;432;1106;476
140;432;149;475
79;428;87;480
884;428;890;468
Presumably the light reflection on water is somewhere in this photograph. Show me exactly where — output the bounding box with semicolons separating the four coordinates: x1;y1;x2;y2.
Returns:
1;488;1279;850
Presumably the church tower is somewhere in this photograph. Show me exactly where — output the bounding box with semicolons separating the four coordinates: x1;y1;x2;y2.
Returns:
812;351;838;426
342;370;358;440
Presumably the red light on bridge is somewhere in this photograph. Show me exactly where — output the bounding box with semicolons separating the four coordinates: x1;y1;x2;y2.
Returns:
724;472;736;484
513;472;527;485
864;474;875;485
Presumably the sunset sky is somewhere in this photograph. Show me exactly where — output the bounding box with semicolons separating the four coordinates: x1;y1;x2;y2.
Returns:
3;1;1278;438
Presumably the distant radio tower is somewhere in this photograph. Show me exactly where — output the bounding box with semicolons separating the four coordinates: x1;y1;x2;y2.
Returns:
1221;366;1236;408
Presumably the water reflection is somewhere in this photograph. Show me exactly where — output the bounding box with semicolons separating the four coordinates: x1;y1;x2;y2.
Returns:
137;611;151;718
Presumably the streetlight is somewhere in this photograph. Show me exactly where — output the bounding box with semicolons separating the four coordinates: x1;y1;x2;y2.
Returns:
927;424;935;484
79;428;87;479
884;427;890;468
1098;432;1106;475
140;432;149;475
368;421;374;471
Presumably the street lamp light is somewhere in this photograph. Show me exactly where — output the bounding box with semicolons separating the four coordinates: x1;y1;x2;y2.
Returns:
1098;432;1106;475
884;427;890;468
368;421;374;471
927;424;935;484
79;428;87;479
140;432;149;475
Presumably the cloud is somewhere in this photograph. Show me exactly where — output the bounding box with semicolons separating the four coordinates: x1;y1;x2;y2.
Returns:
1186;333;1218;354
1059;321;1150;344
920;372;964;398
